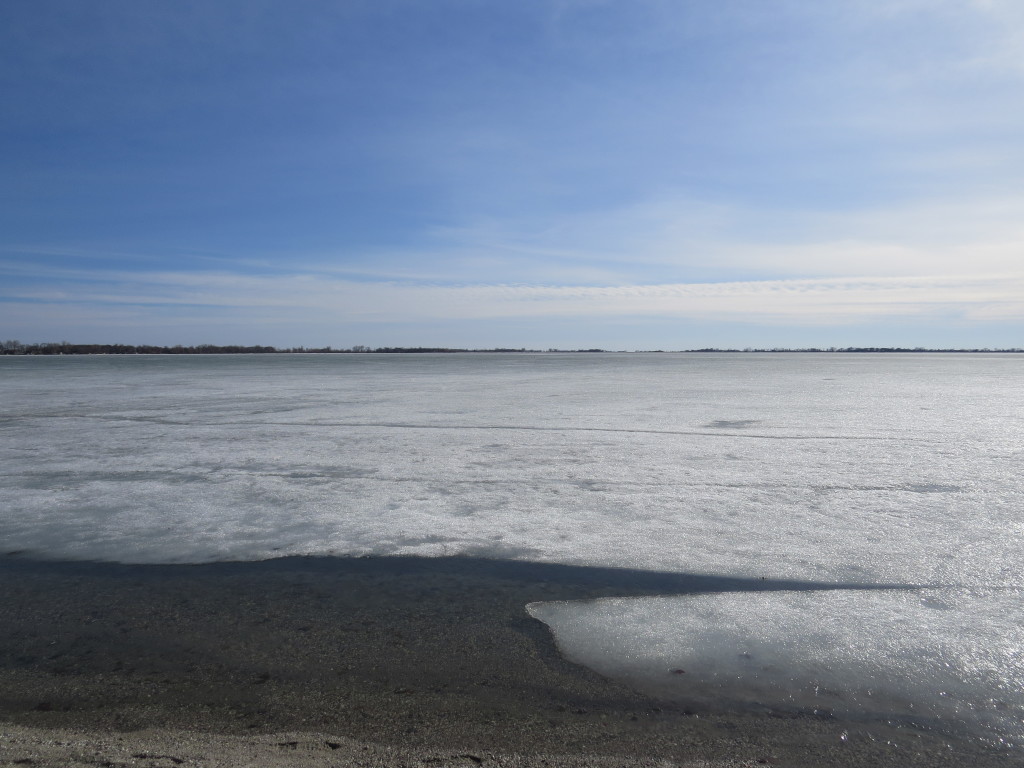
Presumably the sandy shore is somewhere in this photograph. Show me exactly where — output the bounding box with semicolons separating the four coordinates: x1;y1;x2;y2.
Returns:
0;555;1019;767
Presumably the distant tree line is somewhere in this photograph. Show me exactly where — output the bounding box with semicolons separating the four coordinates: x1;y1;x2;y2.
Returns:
687;346;1024;353
0;341;544;355
2;340;1021;355
1;341;278;355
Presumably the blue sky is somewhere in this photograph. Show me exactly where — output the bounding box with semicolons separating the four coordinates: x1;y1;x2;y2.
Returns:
2;0;1023;349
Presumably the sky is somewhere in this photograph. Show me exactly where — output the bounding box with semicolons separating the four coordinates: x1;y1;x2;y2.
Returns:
2;0;1023;350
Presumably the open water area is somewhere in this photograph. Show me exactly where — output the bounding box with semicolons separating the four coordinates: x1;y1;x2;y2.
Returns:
1;352;1022;761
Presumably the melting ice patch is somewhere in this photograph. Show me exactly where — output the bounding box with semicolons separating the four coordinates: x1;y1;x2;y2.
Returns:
527;587;1024;747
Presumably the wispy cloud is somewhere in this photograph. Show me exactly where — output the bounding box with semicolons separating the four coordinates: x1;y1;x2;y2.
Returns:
351;192;1024;285
4;259;1022;329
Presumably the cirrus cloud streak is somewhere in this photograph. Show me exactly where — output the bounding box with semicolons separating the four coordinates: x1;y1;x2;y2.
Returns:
4;264;1022;335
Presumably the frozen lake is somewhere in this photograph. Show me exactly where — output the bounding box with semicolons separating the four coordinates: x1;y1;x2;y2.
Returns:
1;352;1022;746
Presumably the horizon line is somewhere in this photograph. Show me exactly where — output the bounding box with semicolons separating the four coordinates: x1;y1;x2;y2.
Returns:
3;342;1023;355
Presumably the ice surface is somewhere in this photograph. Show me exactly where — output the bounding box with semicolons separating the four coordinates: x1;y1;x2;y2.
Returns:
2;352;1022;744
2;353;1020;582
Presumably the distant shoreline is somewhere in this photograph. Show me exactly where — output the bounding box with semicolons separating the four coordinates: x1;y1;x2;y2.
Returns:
3;343;1023;355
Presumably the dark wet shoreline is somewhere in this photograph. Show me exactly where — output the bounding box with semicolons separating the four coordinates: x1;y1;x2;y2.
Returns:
0;554;1018;767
